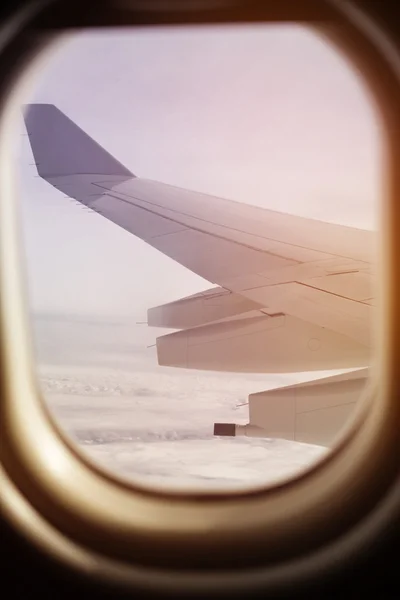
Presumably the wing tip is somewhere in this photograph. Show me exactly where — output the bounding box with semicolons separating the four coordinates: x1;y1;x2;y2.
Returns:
23;103;134;178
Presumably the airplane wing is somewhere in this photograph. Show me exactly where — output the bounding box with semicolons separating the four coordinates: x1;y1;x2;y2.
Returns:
23;104;375;445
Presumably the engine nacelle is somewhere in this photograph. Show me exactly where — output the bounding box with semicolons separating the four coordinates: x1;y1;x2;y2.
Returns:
156;313;369;374
214;368;369;446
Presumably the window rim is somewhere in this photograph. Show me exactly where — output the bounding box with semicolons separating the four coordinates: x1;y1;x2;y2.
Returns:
0;0;399;590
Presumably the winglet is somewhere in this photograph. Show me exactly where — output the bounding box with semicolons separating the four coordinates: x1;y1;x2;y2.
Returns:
23;104;134;178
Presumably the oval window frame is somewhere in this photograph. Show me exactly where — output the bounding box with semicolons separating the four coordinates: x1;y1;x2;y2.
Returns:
0;0;399;595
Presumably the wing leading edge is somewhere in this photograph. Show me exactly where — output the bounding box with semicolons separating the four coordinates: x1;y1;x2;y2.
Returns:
23;104;374;445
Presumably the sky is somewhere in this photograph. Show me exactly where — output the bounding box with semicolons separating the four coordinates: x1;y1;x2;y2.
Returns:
15;23;381;319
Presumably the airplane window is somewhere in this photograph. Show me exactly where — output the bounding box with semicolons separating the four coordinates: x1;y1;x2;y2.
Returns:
15;23;381;492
